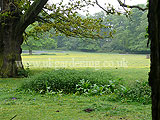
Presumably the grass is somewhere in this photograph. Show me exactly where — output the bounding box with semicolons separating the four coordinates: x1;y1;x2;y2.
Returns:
0;51;151;119
22;51;150;69
1;97;151;120
106;68;149;86
22;51;150;86
0;80;151;120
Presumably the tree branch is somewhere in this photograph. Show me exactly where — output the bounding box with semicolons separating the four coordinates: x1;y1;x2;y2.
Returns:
95;0;108;13
18;0;48;34
117;0;148;11
95;0;120;15
96;0;148;15
36;16;51;23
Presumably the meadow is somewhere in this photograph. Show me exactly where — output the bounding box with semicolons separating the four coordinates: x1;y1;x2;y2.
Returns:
22;51;150;85
22;51;150;69
0;51;151;120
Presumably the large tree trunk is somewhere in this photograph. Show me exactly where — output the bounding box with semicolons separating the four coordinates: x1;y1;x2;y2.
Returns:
148;0;160;119
0;12;23;77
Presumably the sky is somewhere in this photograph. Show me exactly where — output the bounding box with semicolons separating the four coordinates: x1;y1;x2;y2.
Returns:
48;0;147;15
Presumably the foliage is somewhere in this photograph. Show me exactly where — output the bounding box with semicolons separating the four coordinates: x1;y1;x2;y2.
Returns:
75;79;120;96
1;0;111;48
118;80;151;104
18;1;116;52
22;23;57;50
75;78;151;104
17;64;30;77
24;8;149;54
97;8;149;53
20;68;151;104
20;69;118;94
75;79;107;95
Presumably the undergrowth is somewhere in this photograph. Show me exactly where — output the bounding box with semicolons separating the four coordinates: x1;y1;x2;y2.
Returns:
19;69;151;104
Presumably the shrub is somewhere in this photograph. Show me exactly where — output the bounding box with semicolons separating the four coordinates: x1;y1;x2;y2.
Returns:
20;69;151;104
75;79;122;96
20;69;118;94
17;63;30;77
107;80;151;104
118;80;151;104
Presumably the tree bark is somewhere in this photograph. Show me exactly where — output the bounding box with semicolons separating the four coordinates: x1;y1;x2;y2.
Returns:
0;11;23;77
148;0;160;119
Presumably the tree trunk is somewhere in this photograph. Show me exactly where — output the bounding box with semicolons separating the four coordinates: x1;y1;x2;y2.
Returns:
29;49;32;55
148;0;160;119
0;13;24;77
0;0;48;77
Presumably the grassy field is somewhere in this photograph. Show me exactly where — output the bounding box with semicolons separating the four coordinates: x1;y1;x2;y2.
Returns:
22;51;150;69
0;51;151;120
22;51;150;85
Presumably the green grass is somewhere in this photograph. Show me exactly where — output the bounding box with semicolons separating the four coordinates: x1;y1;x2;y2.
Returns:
106;68;149;86
22;51;150;85
22;51;150;69
0;52;151;119
0;79;151;120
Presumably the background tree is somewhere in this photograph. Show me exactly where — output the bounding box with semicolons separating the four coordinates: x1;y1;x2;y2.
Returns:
38;9;147;54
23;23;57;55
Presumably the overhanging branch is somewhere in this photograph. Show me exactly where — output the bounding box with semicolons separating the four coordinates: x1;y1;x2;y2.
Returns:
96;0;148;15
117;0;148;11
18;0;48;34
95;0;120;15
95;0;108;13
36;16;51;23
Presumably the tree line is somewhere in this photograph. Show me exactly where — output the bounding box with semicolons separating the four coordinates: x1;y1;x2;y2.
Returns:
23;6;149;54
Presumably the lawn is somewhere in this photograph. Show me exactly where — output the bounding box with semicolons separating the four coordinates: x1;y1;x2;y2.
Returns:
22;51;150;69
0;51;151;120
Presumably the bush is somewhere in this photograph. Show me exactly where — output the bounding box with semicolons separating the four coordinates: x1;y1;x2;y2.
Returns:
107;80;151;104
75;79;122;96
20;69;151;104
17;64;30;77
20;69;119;94
118;80;151;104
